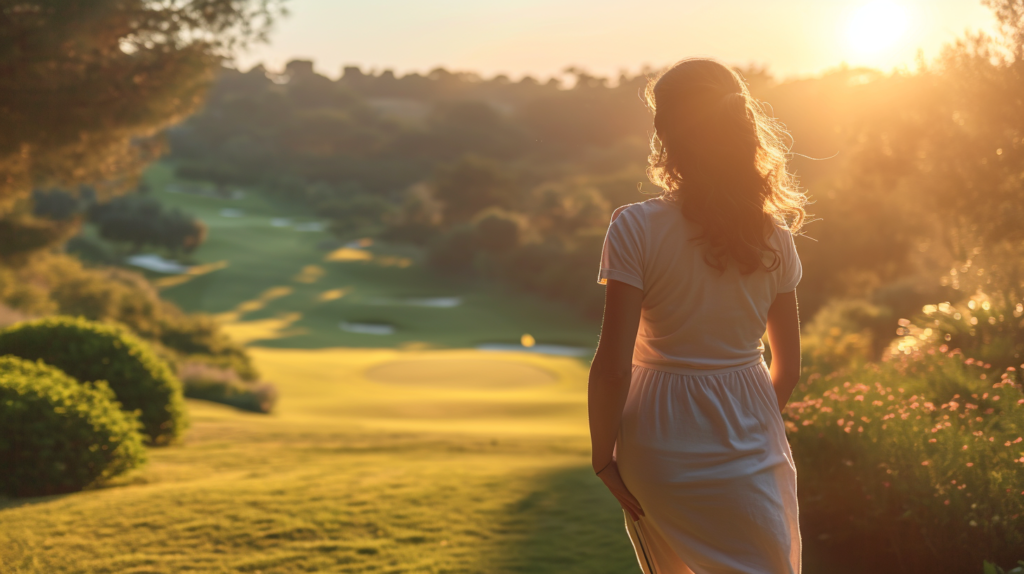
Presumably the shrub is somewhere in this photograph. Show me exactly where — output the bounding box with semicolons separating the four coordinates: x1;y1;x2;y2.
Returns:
473;208;521;253
0;356;146;496
178;362;277;414
88;194;207;254
892;293;1024;371
0;316;188;444
985;561;1024;574
801;298;892;370
0;253;259;380
427;225;478;274
159;313;258;381
786;349;1024;572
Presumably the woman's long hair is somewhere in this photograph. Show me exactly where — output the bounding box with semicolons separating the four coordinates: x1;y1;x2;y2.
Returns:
646;58;806;273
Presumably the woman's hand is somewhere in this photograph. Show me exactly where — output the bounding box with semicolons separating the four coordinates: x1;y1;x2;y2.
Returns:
597;461;645;521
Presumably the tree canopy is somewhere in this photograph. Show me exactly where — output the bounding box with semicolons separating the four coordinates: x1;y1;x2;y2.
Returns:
0;0;282;258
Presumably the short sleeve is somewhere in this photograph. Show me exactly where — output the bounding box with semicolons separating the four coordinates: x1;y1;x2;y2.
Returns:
777;227;802;293
597;204;645;291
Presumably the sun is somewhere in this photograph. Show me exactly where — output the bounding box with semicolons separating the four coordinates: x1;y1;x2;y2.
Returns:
847;1;910;56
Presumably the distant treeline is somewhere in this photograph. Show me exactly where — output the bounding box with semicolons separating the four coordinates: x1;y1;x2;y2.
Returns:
169;43;1024;319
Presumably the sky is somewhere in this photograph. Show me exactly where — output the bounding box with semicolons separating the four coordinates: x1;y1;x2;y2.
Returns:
235;0;999;81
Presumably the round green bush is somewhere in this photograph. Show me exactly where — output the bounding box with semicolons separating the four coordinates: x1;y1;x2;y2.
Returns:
0;355;146;496
0;316;188;444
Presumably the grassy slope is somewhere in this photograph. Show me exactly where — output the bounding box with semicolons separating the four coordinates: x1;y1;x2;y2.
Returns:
0;348;638;573
143;164;600;350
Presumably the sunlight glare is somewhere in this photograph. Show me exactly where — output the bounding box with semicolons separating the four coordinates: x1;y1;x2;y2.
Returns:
847;1;910;55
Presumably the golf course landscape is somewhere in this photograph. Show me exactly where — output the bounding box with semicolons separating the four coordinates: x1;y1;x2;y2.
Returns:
0;165;641;573
142;164;601;353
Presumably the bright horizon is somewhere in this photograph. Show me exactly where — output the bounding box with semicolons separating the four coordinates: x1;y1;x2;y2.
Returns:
236;0;998;81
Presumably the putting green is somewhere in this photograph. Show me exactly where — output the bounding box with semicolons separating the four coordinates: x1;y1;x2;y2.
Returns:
365;357;558;388
0;346;643;574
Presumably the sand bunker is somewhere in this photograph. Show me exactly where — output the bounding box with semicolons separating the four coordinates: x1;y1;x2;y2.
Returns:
340;321;395;335
365;358;557;388
366;296;462;308
126;254;190;274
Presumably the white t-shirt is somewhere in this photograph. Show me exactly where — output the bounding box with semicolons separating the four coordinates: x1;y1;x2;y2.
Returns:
598;197;802;374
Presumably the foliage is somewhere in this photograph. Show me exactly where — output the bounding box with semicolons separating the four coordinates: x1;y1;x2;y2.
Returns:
169;55;964;319
0;316;187;444
89;195;207;254
891;292;1024;372
426;224;478;275
167;0;1024;322
0;0;283;257
322;194;393;237
801;299;893;370
785;344;1024;572
985;560;1024;574
473;208;522;254
31;188;84;221
0;355;146;497
0;253;257;380
166;63;652;314
178;362;277;414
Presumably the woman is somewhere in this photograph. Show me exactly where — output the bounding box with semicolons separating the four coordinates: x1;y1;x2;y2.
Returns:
589;58;806;574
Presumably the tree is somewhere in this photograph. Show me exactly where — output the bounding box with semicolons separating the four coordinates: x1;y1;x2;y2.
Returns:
432;155;515;224
0;0;283;258
89;195;206;254
473;209;521;253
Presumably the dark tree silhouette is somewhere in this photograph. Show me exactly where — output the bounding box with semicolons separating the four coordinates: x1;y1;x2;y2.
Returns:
0;0;282;257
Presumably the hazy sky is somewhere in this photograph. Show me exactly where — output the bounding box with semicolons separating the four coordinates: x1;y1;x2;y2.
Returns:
236;0;998;81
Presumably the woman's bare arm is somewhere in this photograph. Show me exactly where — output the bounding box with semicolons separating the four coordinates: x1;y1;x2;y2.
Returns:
588;279;644;519
766;289;801;411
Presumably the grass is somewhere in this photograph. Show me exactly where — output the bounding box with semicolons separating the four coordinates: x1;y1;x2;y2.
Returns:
0;348;638;573
141;163;600;351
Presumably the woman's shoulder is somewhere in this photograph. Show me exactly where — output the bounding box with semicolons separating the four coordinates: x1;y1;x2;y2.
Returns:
609;196;672;224
768;220;797;245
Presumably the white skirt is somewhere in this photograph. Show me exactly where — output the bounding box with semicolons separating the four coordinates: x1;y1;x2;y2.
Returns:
616;362;801;574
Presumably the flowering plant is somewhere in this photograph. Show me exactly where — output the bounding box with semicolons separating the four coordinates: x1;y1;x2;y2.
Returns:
786;305;1024;571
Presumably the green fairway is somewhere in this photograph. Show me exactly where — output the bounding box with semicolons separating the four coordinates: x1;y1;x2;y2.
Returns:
141;164;600;351
0;348;639;573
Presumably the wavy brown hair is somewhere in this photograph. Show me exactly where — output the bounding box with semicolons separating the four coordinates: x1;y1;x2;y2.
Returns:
646;58;806;274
